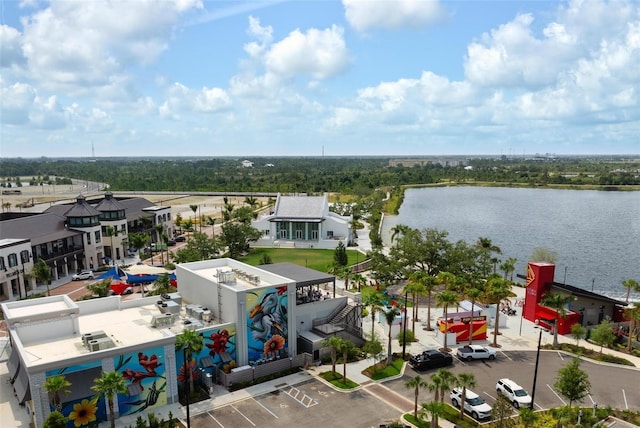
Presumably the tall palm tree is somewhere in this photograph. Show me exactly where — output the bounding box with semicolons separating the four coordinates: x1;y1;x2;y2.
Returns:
421;400;446;428
541;292;575;348
206;216;217;238
623;305;640;352
486;275;514;348
30;258;52;296
405;375;428;420
339;339;354;382
406;271;427;333
43;375;71;411
423;275;438;331
435;368;457;403
436;289;459;352
455;372;477;420
500;257;517;281
390;224;411;243
244;195;258;210
91;371;127;428
363;291;384;340
322;336;343;375
477;237;502;273
384;306;401;365
175;330;204;394
466;287;484;345
189;204;198;232
622;279;640;303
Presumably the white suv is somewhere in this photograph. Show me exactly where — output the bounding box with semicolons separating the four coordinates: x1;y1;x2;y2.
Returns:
496;378;532;409
450;387;492;420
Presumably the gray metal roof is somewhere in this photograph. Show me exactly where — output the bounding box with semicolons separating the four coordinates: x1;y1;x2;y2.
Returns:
0;212;81;245
258;262;334;287
94;191;126;212
63;195;101;217
273;195;326;220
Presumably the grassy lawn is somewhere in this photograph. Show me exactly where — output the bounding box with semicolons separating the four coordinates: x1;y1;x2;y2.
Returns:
239;247;361;272
364;357;405;380
403;404;477;428
319;371;359;389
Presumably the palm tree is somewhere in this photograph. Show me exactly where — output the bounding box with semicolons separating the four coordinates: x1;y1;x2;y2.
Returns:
435;368;457;403
384;306;401;365
206;216;217;238
175;329;204;394
421;400;446;428
455;373;477;420
500;257;517;281
436;288;459;352
43;375;71;411
189;204;198;232
323;336;343;376
622;279;640;303
153;224;164;264
244;195;258;210
363;291;384;340
477;237;502;273
624;305;640;352
541;292;576;348
91;371;127;428
390;224;411;243
405;375;428;420
466;287;484;345
423;275;437;331
486;275;514;348
30;258;52;296
104;225;117;262
339;339;354;382
406;271;427;333
427;371;443;402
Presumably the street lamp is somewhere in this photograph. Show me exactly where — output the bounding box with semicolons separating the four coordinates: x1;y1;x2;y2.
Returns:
402;289;408;359
530;328;543;410
182;346;191;428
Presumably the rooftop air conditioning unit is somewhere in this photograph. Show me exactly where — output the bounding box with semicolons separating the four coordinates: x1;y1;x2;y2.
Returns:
151;313;175;328
89;337;115;352
83;331;107;348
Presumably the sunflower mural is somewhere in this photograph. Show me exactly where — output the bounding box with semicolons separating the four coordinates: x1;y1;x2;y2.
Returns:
114;347;167;416
246;285;288;363
45;362;108;428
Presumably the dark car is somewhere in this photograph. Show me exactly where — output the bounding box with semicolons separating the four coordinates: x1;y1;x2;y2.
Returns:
174;235;186;242
409;349;453;371
167;239;176;246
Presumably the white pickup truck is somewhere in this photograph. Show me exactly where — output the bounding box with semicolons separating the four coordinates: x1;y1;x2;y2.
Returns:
450;387;492;420
456;344;497;361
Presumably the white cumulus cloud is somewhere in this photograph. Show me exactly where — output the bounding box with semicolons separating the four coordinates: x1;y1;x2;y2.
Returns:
343;0;446;33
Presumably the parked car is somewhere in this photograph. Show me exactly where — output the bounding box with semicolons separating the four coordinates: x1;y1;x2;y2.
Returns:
174;235;186;242
450;387;493;420
167;239;176;246
72;270;94;281
496;378;532;409
409;349;453;371
456;344;497;361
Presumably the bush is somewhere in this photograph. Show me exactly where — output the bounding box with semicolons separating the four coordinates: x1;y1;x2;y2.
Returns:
397;328;416;345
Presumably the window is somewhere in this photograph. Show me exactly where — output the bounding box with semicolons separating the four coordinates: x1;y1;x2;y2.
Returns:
0;257;5;270
263;229;270;237
327;231;334;238
20;250;30;264
8;253;18;268
86;232;91;245
95;231;101;243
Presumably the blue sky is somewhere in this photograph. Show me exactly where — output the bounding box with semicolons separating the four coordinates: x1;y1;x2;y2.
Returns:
1;0;639;158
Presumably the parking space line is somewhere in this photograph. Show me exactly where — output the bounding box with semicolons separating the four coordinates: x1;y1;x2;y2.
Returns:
500;351;512;361
557;352;564;360
255;399;279;418
547;384;566;406
208;412;224;427
588;394;595;404
231;404;256;426
622;389;628;409
484;392;497;401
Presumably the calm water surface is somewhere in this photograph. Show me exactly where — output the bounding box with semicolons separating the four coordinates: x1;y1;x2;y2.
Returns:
382;187;640;301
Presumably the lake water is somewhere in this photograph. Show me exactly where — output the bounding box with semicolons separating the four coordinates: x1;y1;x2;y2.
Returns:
381;187;640;302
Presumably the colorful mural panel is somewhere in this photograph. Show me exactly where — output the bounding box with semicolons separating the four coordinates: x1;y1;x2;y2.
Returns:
114;346;167;416
61;395;107;428
246;286;289;364
174;324;237;390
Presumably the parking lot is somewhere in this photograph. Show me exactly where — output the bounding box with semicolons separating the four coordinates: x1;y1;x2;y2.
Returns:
189;379;400;428
386;350;640;413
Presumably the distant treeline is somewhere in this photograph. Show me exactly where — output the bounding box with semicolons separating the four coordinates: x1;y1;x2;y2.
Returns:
0;156;638;194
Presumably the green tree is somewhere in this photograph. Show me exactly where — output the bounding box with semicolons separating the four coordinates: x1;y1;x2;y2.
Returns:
173;232;217;263
476;236;502;273
455;372;477;420
421;400;446;428
333;241;348;267
153;224;164;264
518;407;538;428
362;339;383;364
554;358;591;407
363;291;384;340
405;375;428;420
43;375;71;411
435;279;459;352
128;232;149;259
91;371;127;428
541;292;576;348
259;253;273;264
220;221;261;259
529;247;558;263
486;275;514;348
148;273;177;296
622;278;640;303
175;330;204;394
30;258;52;296
338;338;354;382
323;336;343;376
405;272;427;334
205;216;217;238
87;279;112;298
492;394;516;428
435;368;456;403
384;306;401;365
43;411;68;428
189;204;198;231
571;323;587;347
591;320;615;354
623;305;640;352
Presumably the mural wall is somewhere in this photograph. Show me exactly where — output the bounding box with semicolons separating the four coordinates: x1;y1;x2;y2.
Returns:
174;324;237;390
246;285;289;364
114;346;168;417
